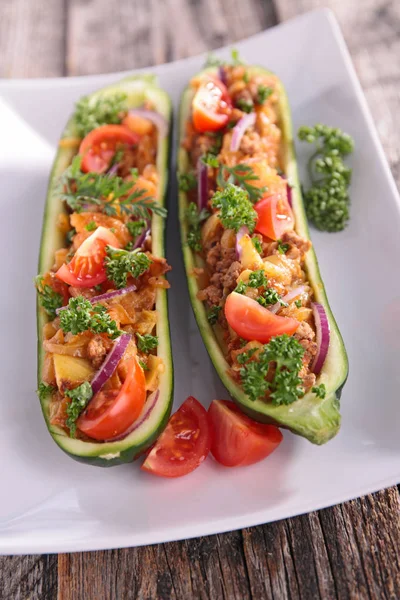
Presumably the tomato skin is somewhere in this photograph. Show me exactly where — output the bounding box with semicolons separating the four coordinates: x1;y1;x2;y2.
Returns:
208;400;283;467
225;292;299;343
254;194;294;241
79;125;139;173
192;79;232;132
77;356;146;440
56;226;121;288
141;396;211;478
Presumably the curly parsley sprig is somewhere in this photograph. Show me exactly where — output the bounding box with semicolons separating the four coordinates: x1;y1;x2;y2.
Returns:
211;183;258;233
74;93;127;138
105;247;152;289
65;382;93;437
185;203;210;252
239;334;305;404
298;124;354;232
35;276;63;319
59;297;121;339
217;164;266;204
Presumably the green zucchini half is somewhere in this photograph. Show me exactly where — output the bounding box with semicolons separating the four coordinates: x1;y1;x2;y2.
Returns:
178;67;348;445
37;75;173;466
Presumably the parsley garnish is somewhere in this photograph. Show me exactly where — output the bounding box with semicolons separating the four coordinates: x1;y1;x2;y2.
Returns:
85;221;97;232
240;334;305;403
65;382;93;437
211;183;257;233
257;85;273;104
295;299;302;308
105;247;152;289
298;124;354;232
248;269;268;288
237;347;258;364
207;305;222;325
126;219;146;239
251;236;263;254
74;93;127;138
312;383;326;399
204;48;245;68
201;153;219;168
236;98;254;113
35;276;63;319
234;280;248;295
59;296;121;339
179;172;197;192
136;333;158;353
185;203;210;252
217;164;266;204
139;359;149;371
277;239;289;254
37;382;55;402
256;287;287;308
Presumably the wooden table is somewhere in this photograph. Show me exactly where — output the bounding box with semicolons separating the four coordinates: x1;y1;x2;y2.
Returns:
1;1;399;598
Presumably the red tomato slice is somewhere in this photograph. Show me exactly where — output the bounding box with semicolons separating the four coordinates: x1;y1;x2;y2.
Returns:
208;400;283;467
141;396;211;478
56;226;121;288
79;125;139;173
255;194;294;241
77;356;146;441
192;79;232;132
225;292;299;343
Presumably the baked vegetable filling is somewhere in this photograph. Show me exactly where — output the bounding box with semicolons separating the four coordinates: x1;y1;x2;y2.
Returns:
36;91;171;442
181;62;327;406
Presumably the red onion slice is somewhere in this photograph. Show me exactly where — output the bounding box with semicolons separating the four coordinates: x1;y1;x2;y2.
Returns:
107;163;119;177
235;226;249;260
133;220;151;250
91;333;131;396
280;174;293;207
311;302;330;374
127;109;167;138
269;286;305;314
218;66;227;86
56;285;137;315
105;389;160;442
197;158;209;211
230;112;256;152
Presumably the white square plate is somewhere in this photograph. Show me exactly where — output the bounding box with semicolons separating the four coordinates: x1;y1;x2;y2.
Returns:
0;8;399;555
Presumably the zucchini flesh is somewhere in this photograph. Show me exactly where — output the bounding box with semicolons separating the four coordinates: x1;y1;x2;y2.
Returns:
178;67;348;445
37;75;173;466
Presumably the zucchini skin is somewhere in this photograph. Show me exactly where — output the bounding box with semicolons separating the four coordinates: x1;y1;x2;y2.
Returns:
37;76;174;466
178;67;348;445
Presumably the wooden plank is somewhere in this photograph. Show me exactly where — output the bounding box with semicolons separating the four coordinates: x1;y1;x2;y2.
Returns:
0;0;66;77
274;0;400;184
66;0;275;75
0;554;57;600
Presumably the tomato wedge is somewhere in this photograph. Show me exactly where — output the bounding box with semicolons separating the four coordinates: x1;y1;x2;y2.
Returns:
77;356;146;441
208;400;283;467
79;125;139;173
56;226;121;288
225;292;299;343
255;194;294;241
192;79;232;132
141;396;211;478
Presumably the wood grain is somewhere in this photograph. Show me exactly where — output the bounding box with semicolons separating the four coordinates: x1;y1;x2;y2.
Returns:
0;1;399;599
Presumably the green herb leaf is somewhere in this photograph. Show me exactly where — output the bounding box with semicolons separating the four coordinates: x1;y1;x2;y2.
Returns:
59;296;121;339
185;203;210;252
74;93;127;138
277;239;289;254
201;153;219;168
240;334;305;403
211;183;257;233
35;276;63;319
105;247;152;289
85;221;97;232
257;85;273;104
234;280;248;295
247;269;268;288
126;219;146;239
295;299;302;308
236;98;254;114
298;124;354;232
251;236;263;254
312;383;326;399
37;382;55;402
65;382;93;437
207;305;222;325
136;333;158;353
179;172;197;192
218;163;266;204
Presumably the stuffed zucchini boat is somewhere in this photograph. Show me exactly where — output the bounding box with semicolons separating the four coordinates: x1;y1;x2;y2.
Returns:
178;61;348;445
36;75;173;466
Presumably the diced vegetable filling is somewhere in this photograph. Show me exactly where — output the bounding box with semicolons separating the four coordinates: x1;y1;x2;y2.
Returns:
36;93;170;441
181;59;323;405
